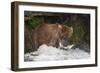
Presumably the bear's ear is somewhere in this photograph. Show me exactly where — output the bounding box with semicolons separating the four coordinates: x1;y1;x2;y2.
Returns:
58;25;62;29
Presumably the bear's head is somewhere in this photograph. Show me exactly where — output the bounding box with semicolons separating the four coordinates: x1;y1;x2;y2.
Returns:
57;24;73;47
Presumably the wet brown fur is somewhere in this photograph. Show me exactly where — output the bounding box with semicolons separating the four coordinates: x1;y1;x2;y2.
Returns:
32;23;73;51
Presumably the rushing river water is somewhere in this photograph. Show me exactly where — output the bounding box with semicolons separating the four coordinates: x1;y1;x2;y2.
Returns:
24;44;90;61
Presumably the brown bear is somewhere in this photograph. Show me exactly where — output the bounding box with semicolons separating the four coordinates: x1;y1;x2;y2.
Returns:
32;23;73;51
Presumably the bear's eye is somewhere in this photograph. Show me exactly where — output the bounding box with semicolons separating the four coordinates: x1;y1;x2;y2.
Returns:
63;36;68;39
62;26;67;32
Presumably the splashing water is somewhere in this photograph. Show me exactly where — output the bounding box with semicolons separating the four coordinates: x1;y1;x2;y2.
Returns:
24;44;90;61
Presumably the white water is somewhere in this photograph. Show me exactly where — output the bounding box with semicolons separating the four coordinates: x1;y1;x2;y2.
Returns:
24;44;90;61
